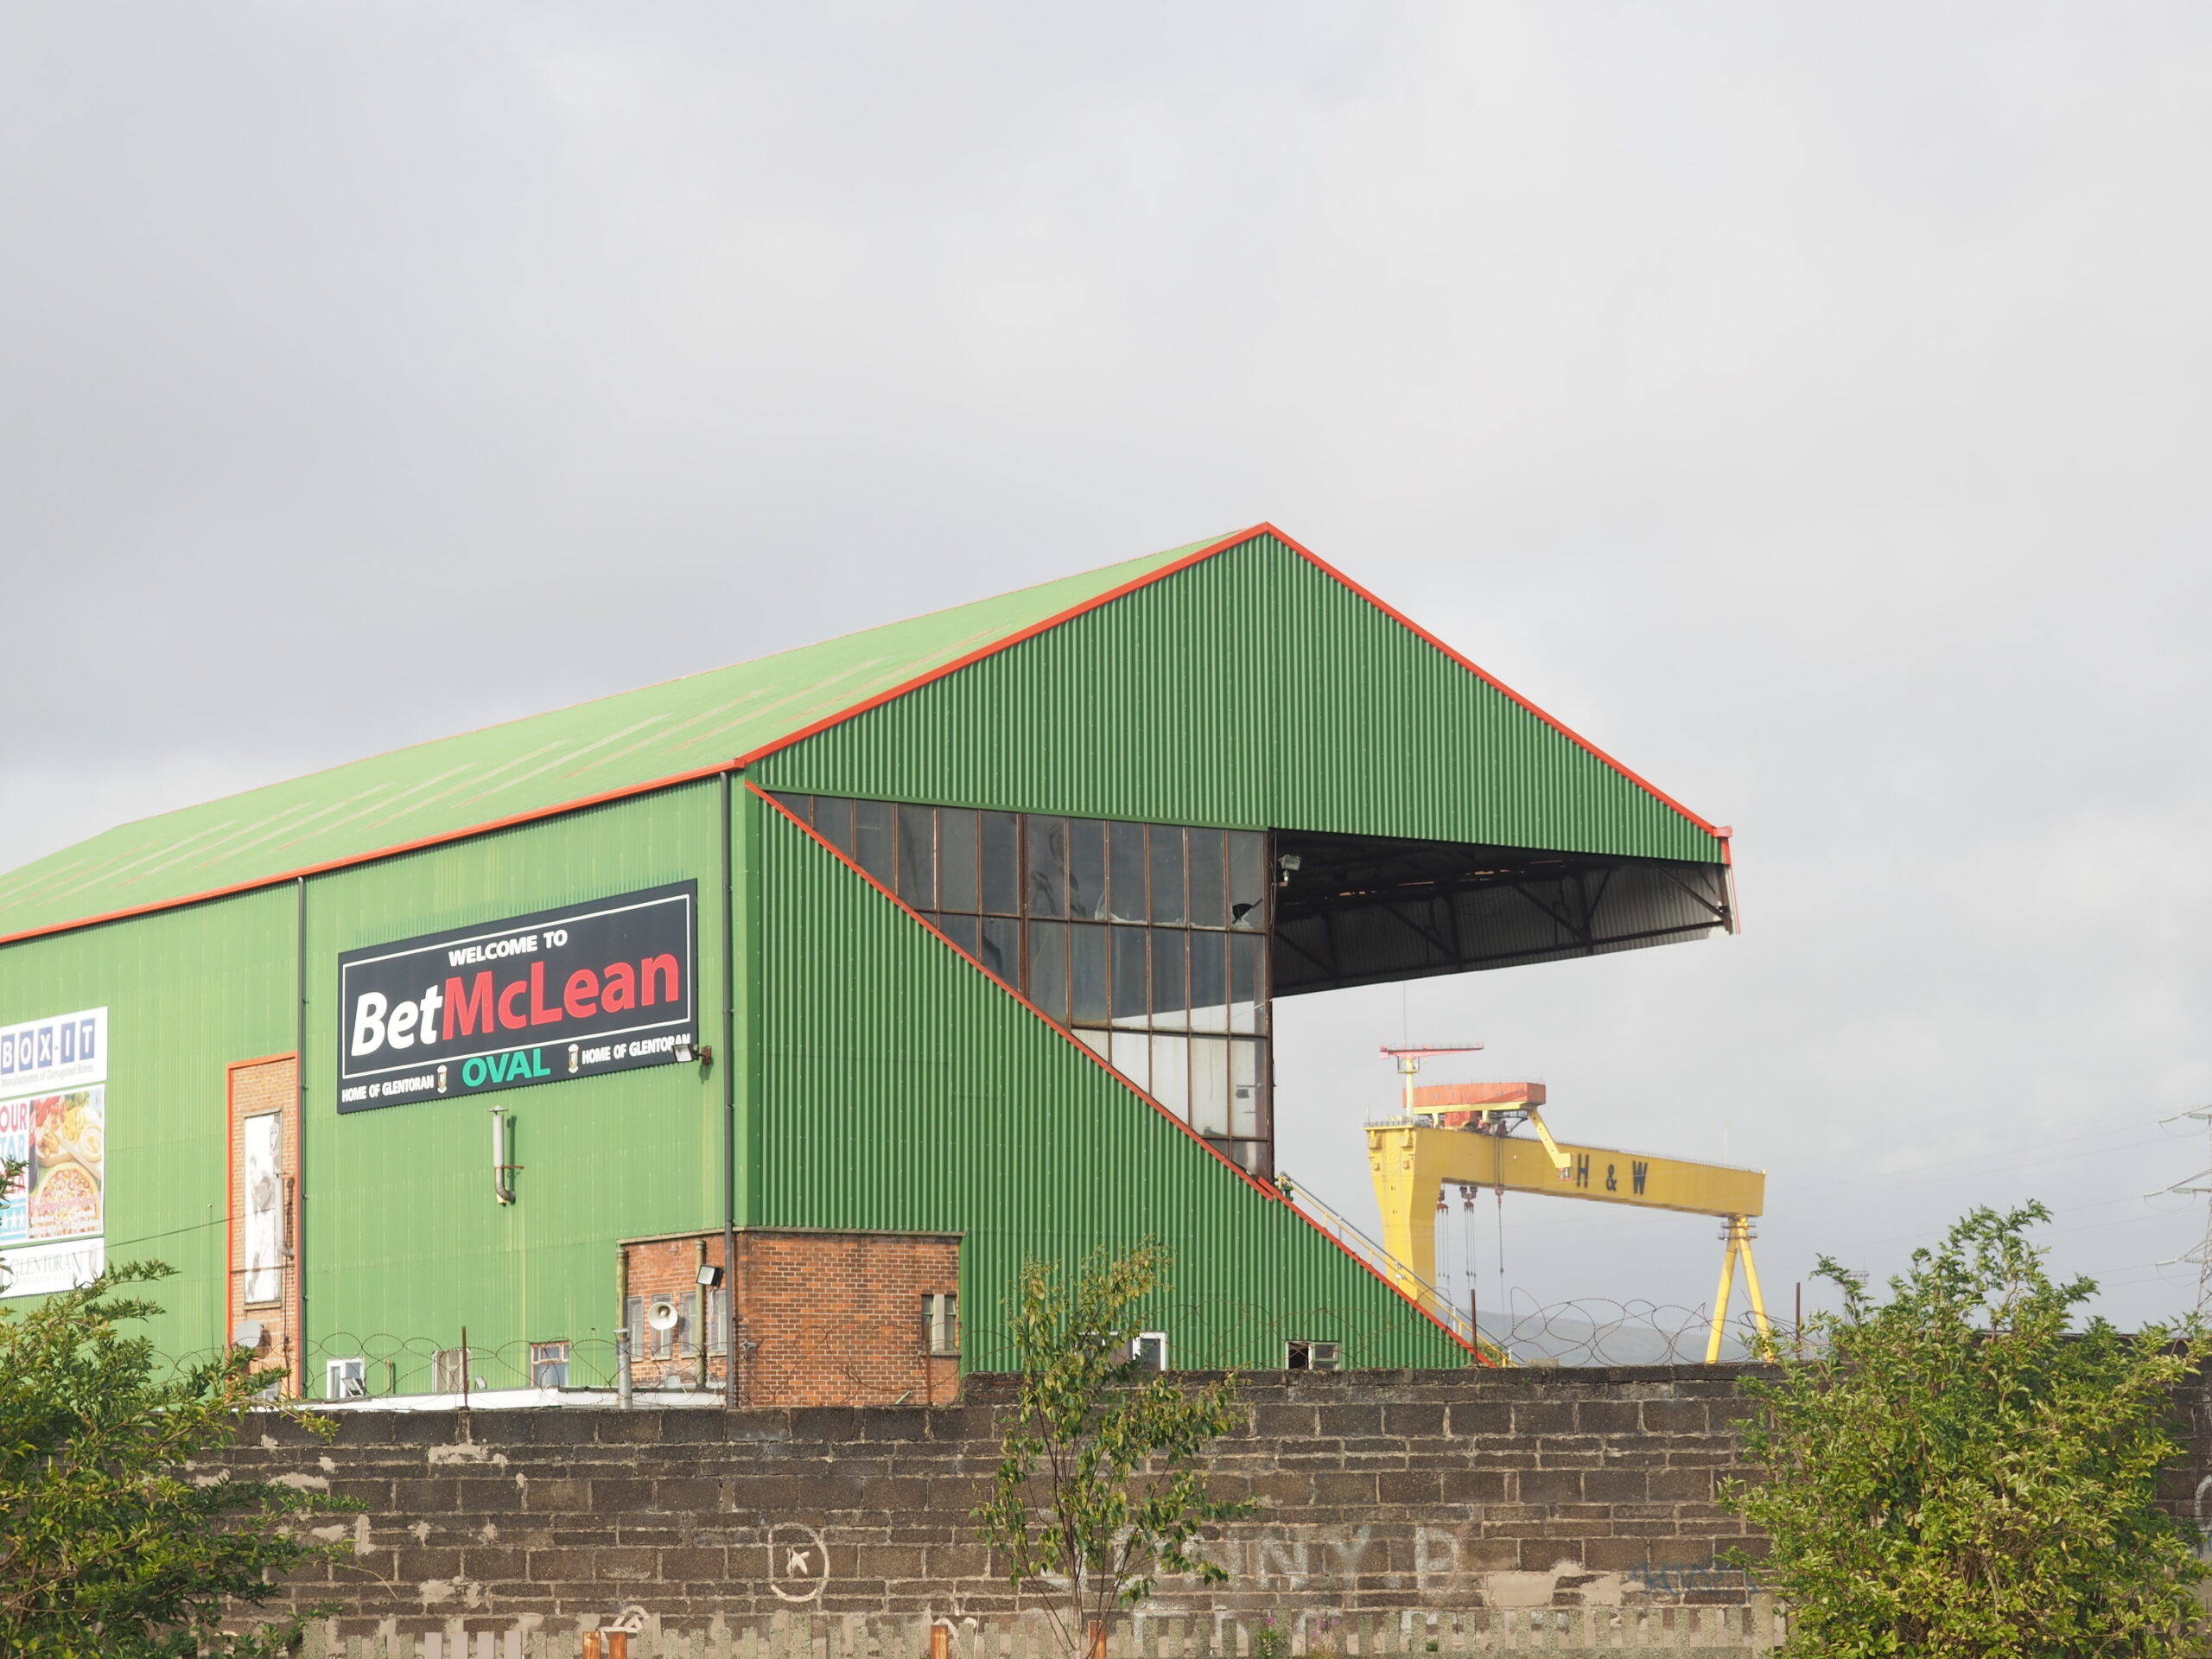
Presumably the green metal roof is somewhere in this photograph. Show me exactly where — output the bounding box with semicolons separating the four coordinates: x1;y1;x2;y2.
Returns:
0;524;1725;944
0;537;1224;943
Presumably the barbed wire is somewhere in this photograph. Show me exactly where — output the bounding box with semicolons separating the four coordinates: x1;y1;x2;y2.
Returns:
150;1293;1786;1404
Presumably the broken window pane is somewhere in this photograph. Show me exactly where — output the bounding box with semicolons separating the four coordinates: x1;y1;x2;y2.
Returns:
1148;826;1185;925
1108;821;1147;922
1026;817;1067;918
1228;830;1266;929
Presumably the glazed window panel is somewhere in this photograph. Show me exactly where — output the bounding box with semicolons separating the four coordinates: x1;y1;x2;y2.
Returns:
897;804;936;906
1187;828;1227;929
855;799;895;884
978;917;1020;984
784;794;1275;1172
1070;925;1109;1024
939;810;979;912
1189;931;1228;1033
1025;921;1068;1023
1228;830;1267;928
1108;822;1147;922
1026;817;1068;918
980;813;1020;915
1149;930;1186;1030
1068;819;1108;920
1230;931;1266;1034
1110;926;1147;1027
1148;827;1185;925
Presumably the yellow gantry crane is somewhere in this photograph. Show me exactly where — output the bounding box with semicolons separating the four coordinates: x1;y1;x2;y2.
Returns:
1368;1048;1770;1363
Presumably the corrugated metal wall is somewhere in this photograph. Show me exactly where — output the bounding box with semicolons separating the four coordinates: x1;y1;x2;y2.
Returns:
755;534;1720;865
0;889;295;1360
754;804;1467;1370
300;784;726;1377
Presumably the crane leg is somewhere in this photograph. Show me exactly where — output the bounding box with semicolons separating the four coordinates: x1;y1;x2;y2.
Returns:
1705;1224;1741;1364
1735;1219;1772;1346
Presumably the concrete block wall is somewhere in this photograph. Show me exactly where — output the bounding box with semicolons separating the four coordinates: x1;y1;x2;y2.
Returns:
221;1366;1776;1640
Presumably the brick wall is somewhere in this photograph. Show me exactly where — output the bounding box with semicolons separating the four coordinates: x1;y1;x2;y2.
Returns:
620;1229;960;1407
226;1054;299;1391
224;1365;1779;1638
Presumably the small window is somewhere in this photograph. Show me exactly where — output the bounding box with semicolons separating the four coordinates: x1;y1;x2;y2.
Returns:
1286;1340;1342;1372
624;1294;644;1357
708;1286;728;1357
326;1357;367;1400
530;1340;571;1389
1132;1331;1168;1371
924;1292;960;1357
432;1346;471;1394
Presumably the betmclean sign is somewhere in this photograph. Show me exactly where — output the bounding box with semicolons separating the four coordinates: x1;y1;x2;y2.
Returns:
337;882;697;1112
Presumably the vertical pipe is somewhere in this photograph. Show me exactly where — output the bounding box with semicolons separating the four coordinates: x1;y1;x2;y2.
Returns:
293;874;307;1398
721;766;739;1408
615;1245;632;1408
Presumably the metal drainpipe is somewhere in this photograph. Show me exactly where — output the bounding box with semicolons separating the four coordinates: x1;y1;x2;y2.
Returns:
615;1246;632;1408
721;767;740;1408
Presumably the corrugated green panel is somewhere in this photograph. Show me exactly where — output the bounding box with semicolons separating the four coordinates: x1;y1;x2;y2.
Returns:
755;804;1467;1370
301;785;725;1383
0;538;1227;942
0;890;295;1357
757;535;1719;862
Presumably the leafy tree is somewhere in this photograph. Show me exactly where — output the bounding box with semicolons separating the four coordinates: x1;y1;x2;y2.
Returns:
974;1242;1256;1656
1724;1203;2208;1657
0;1226;354;1658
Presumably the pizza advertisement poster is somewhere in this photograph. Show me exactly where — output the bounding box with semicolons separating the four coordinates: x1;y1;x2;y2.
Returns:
23;1090;103;1243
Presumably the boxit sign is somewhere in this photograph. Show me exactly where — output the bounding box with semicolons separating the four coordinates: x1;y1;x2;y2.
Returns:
337;882;697;1112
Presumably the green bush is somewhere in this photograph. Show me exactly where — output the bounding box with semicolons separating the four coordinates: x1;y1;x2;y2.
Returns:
1724;1203;2207;1657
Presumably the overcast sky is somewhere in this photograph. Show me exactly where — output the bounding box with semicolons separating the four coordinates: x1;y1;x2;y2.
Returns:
5;5;2210;1334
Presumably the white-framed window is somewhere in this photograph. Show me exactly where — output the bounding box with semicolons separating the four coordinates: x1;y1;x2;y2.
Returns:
1285;1339;1341;1372
530;1339;570;1389
432;1346;471;1393
1133;1331;1168;1371
924;1292;960;1357
325;1357;366;1400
